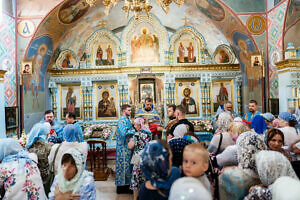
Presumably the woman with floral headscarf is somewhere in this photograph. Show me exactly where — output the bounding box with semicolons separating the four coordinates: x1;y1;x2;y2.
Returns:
0;138;47;200
127;117;152;200
48;147;96;200
48;124;88;175
139;140;180;200
26;123;52;189
219;131;267;200
244;150;298;200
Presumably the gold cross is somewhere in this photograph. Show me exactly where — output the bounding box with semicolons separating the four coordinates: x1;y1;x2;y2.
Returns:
183;17;189;26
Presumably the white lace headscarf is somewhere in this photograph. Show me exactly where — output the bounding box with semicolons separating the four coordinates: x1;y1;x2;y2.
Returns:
255;150;298;186
173;124;188;138
271;176;300;200
57;147;92;193
169;177;212;200
236;131;267;178
217;112;233;132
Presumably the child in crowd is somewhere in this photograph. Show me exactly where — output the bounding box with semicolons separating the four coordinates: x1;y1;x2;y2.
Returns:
182;143;210;192
128;118;152;200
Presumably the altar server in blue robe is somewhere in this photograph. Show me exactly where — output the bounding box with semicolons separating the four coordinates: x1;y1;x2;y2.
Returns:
116;104;135;193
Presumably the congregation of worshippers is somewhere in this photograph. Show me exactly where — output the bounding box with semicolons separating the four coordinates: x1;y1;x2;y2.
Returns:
1;97;300;200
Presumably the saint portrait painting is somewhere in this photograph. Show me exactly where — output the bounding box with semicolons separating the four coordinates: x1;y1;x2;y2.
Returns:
21;61;32;74
211;80;233;113
60;85;82;119
96;83;118;119
176;80;199;116
177;40;196;63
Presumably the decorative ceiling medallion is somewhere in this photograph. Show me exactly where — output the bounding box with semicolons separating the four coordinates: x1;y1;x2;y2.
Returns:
246;15;266;35
17;20;35;38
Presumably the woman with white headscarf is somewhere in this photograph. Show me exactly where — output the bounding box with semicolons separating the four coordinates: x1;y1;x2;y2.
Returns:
208;112;234;154
48;147;96;200
271;176;300;200
169;177;212;200
48;124;88;175
219;131;267;200
0;138;47;200
244;150;298;200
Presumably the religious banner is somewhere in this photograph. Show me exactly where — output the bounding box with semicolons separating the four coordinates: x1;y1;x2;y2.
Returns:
211;79;233;114
95;82;118;120
60;85;82;119
176;79;199;116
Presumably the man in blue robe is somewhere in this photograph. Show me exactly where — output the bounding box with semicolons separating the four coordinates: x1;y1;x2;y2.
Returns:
135;97;163;139
243;100;261;121
65;112;84;142
116;104;135;193
40;110;63;143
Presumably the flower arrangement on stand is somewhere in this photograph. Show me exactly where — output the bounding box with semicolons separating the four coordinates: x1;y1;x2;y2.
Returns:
84;124;112;140
192;120;213;132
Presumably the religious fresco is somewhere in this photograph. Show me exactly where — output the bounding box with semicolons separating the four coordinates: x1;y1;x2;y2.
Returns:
268;1;288;98
58;0;90;24
95;83;118;119
221;0;265;13
232;32;262;103
195;0;225;21
285;0;300;29
55;50;79;69
17;0;63;17
176;80;199;116
60;85;82;119
211;80;233;113
24;35;53;114
130;27;160;63
27;0;231;67
213;45;235;64
95;44;114;66
176;40;196;63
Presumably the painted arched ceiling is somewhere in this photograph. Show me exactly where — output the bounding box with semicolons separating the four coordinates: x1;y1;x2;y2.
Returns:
283;0;300;48
31;0;233;65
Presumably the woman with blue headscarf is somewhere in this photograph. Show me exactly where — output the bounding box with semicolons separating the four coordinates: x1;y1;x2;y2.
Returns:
278;112;299;148
63;124;82;142
49;124;88;176
26;123;52;185
251;115;268;135
139;140;180;200
0;138;47;199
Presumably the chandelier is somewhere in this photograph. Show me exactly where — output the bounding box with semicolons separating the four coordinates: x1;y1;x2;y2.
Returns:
85;0;184;19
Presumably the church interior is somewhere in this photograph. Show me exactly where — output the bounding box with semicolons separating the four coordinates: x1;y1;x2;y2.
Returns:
0;0;300;199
